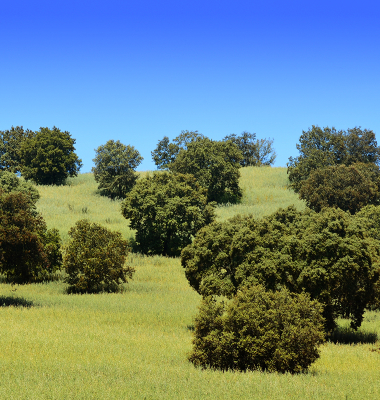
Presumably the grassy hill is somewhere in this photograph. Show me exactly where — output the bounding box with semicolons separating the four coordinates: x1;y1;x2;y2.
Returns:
0;167;379;399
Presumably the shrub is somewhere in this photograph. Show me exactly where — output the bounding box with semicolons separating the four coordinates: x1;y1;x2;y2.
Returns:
20;126;82;185
188;285;325;373
169;137;242;203
0;190;62;283
287;125;380;192
121;172;216;256
63;220;134;294
223;131;276;167
92;140;143;199
0;171;40;205
182;206;380;331
298;162;380;213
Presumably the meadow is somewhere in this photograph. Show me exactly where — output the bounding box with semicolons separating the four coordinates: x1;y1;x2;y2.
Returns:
1;167;380;399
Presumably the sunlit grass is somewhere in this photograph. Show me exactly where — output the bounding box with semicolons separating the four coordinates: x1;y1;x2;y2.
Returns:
1;167;378;399
216;166;306;221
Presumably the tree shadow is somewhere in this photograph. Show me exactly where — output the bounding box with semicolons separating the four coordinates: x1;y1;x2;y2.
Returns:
328;326;378;344
0;295;35;308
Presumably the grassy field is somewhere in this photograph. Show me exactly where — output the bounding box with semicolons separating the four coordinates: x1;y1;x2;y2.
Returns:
1;167;380;399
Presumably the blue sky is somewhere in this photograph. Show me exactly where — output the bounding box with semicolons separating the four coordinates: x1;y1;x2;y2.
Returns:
1;0;379;172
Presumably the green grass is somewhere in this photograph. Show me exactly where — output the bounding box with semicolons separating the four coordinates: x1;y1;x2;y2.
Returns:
1;167;379;399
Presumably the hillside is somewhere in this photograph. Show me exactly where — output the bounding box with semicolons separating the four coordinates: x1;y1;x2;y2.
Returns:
36;166;306;243
0;167;379;399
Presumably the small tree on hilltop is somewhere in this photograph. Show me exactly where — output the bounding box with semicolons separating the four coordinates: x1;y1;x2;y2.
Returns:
0;126;35;173
223;131;276;167
169;137;242;203
188;285;325;373
151;130;204;170
287;125;380;192
121;171;216;256
92;140;143;199
63;219;134;294
20;126;82;185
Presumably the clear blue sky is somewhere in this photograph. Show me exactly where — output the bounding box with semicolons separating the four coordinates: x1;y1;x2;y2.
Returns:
1;0;379;172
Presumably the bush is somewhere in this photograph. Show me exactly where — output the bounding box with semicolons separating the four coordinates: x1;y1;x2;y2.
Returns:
188;285;325;373
169;137;242;203
0;171;40;205
92;140;143;199
287;125;380;192
20;126;82;185
0;126;34;173
0;190;62;283
223;131;276;167
63;219;134;294
298;162;380;213
121;171;216;256
181;206;380;331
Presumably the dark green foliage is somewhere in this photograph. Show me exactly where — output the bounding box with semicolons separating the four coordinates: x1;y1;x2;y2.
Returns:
288;125;380;192
63;219;134;294
121;172;216;256
0;171;40;206
298;162;380;213
0;126;35;173
0;190;62;283
182;206;380;331
169;137;242;203
20;126;82;185
223;131;276;167
92;140;143;199
151;130;204;170
188;285;325;373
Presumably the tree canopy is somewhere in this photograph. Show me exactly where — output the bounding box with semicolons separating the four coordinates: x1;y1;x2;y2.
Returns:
223;131;276;167
0;190;62;283
288;126;380;192
151;130;204;170
181;206;380;331
121;171;216;256
92;140;143;199
169;137;242;203
20;126;82;185
0;126;35;173
298;162;380;213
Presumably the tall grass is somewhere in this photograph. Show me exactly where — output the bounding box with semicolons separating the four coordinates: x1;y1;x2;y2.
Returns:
0;167;378;399
216;166;306;221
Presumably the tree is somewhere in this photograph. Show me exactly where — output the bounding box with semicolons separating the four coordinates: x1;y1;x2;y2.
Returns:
151;130;204;170
20;126;82;185
169;137;243;203
223;131;276;167
298;162;380;213
188;285;325;373
287;125;380;192
121;171;216;256
181;206;380;331
0;190;62;283
0;126;35;173
63;219;134;294
0;171;40;206
92;140;143;199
